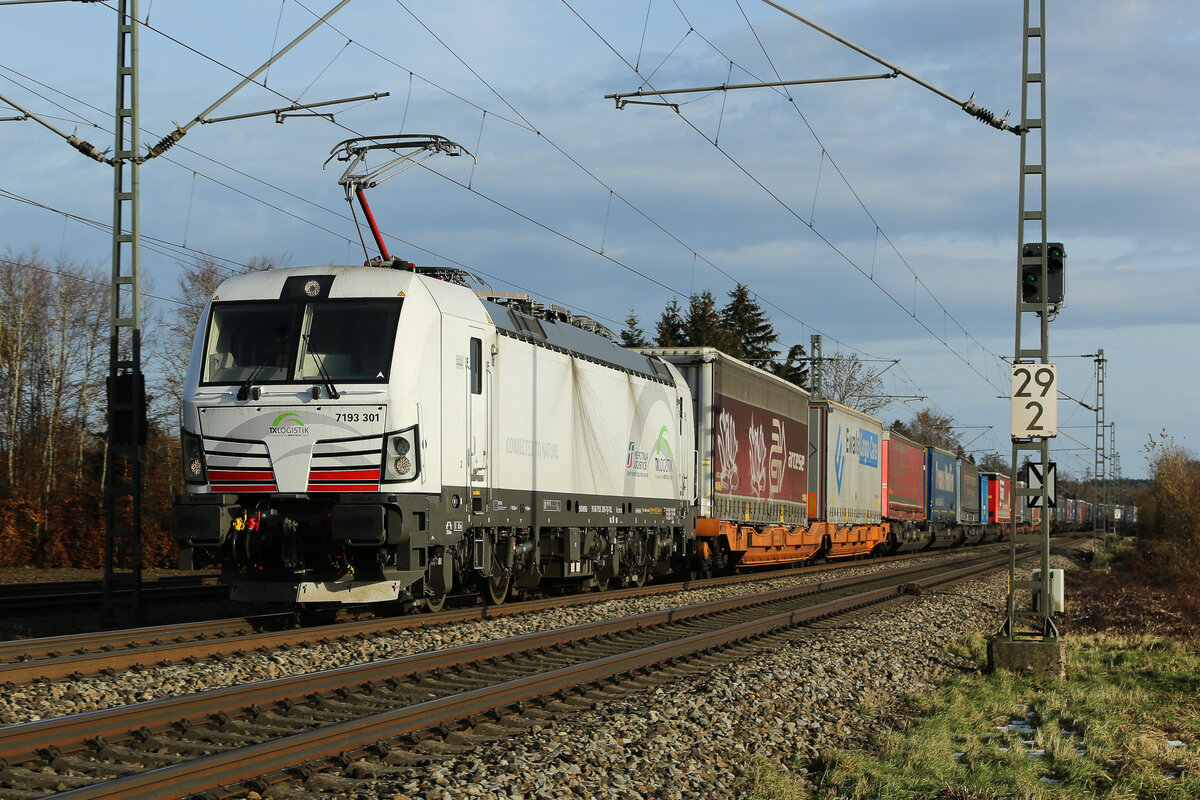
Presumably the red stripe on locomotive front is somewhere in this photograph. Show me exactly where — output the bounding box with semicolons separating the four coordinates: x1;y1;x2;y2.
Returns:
306;483;380;492
307;468;382;481
209;469;276;482
210;483;279;493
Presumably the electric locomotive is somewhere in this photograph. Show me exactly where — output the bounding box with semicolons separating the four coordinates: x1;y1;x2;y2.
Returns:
172;264;695;611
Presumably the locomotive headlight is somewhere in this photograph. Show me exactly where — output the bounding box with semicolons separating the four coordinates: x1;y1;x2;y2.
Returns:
383;426;420;482
180;431;208;485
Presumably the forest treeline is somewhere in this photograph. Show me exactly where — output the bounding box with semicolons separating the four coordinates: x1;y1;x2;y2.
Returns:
0;249;228;568
618;285;811;389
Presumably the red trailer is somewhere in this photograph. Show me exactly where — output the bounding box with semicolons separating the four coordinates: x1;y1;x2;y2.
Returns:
985;472;1013;524
882;429;931;551
882;430;925;521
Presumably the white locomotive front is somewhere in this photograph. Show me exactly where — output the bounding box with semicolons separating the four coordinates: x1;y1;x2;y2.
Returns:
173;264;695;611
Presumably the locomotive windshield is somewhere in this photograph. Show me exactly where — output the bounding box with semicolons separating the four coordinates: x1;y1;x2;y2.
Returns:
201;298;403;385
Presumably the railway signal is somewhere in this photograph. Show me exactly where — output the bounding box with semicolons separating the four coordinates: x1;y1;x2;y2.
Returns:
1020;242;1066;306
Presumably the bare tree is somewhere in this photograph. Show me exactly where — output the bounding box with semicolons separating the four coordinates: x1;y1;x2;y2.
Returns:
39;260;107;492
976;452;1010;474
819;352;890;415
155;251;288;415
893;406;964;454
0;252;47;487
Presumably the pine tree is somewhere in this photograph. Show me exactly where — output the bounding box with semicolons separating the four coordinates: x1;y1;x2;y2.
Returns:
619;308;649;348
654;299;686;347
773;343;809;389
683;290;726;350
720;284;778;369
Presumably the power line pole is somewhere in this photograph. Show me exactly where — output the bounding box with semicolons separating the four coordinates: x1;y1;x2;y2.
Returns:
808;334;823;399
991;0;1064;678
103;0;145;623
1093;350;1106;537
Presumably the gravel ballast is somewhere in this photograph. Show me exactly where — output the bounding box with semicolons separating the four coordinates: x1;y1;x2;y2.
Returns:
0;553;1079;798
339;562;1048;800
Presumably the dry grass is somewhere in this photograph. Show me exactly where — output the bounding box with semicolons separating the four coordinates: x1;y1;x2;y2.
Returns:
751;548;1200;799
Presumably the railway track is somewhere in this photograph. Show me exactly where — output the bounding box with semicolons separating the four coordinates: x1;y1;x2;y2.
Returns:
0;545;1061;800
0;575;225;617
0;546;1012;685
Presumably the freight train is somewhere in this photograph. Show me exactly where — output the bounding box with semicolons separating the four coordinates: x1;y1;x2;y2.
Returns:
172;261;1046;612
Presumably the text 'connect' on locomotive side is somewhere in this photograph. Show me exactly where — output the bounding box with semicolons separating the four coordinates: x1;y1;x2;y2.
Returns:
172;264;696;612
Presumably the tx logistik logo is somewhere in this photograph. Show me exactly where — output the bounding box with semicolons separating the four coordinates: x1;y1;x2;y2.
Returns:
269;412;308;436
654;425;673;472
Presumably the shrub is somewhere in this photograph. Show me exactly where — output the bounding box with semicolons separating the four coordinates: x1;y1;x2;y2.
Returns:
1137;431;1200;577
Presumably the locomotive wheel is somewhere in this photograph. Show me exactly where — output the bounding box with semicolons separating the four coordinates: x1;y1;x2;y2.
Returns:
420;591;447;613
483;571;510;605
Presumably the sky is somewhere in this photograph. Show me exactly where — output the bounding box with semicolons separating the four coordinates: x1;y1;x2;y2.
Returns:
1;0;1197;482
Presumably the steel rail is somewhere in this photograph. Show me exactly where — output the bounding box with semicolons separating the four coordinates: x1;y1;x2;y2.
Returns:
45;551;1019;800
0;549;1002;683
0;551;1010;769
0;576;226;617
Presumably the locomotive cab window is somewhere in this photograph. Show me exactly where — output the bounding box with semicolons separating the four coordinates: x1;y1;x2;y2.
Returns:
203;304;297;384
297;300;402;383
201;298;402;386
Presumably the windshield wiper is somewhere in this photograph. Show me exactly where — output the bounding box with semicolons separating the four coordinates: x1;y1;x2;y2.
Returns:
304;335;340;400
237;334;288;401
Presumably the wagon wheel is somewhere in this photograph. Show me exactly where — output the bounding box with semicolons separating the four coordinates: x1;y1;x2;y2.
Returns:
482;570;510;605
630;561;649;588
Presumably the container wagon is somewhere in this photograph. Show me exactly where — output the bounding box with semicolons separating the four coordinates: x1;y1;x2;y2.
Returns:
644;348;814;572
881;429;930;551
925;445;959;548
808;399;886;558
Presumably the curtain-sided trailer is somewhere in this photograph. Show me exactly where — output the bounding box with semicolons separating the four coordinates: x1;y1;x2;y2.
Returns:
983;471;1013;525
643;348;816;571
925;445;959;548
957;460;984;544
808;400;886;558
881;430;930;552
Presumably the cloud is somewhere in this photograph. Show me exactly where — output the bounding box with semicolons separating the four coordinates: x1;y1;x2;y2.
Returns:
0;0;1193;477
